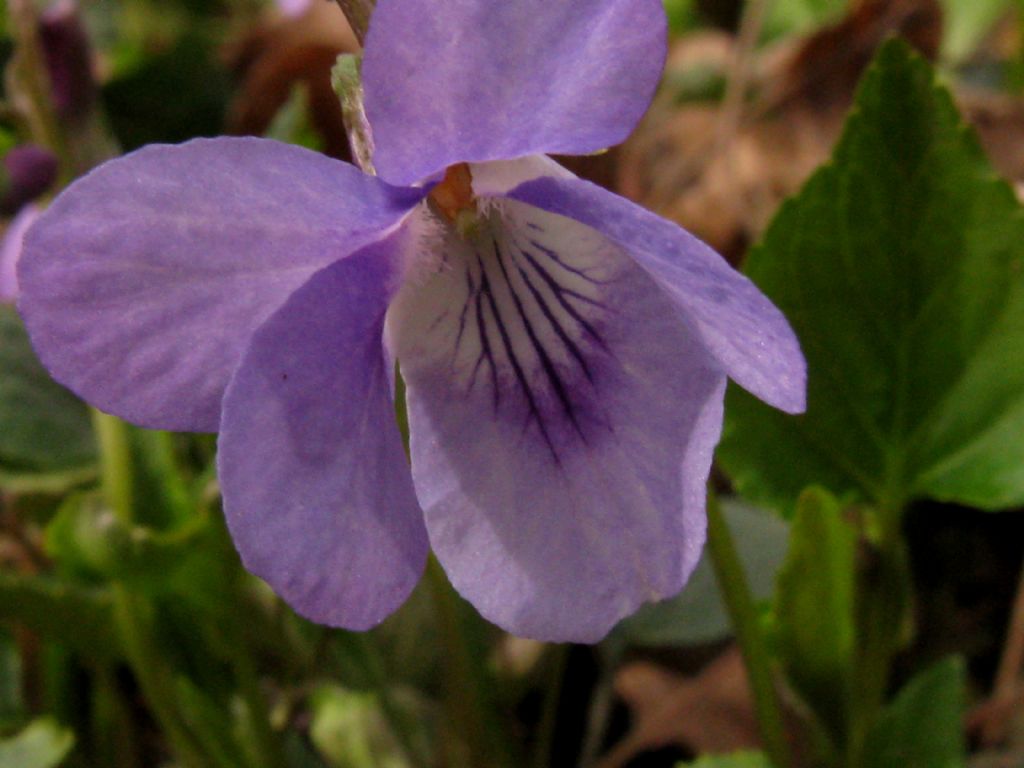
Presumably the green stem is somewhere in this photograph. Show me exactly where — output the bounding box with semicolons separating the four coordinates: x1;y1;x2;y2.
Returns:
531;644;568;768
90;410;212;768
425;556;515;768
91;411;134;523
342;632;431;768
229;641;288;768
846;518;910;768
706;491;791;767
113;586;213;768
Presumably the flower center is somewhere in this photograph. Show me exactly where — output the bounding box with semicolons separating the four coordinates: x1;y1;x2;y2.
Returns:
427;163;482;240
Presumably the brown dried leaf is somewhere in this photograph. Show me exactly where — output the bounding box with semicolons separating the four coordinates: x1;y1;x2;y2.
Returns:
597;646;760;767
224;2;357;159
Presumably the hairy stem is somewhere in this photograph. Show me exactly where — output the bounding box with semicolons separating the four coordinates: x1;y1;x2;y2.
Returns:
706;491;791;767
91;411;213;768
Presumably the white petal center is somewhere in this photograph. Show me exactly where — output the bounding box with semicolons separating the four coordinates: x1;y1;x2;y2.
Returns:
385;198;629;459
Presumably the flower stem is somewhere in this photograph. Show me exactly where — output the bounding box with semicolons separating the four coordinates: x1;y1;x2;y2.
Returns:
706;491;791;767
425;556;516;768
90;411;212;768
845;515;910;768
531;643;569;768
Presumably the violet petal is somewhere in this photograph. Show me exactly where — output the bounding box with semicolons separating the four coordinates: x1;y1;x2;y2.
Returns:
507;176;807;414
387;199;723;642
362;0;667;186
220;229;428;630
18;137;424;432
1;205;39;303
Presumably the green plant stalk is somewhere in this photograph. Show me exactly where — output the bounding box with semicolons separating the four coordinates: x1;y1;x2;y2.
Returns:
425;556;516;768
91;410;213;768
706;490;791;767
112;585;214;768
93;664;142;768
343;632;431;768
846;516;911;768
531;643;569;768
228;638;289;768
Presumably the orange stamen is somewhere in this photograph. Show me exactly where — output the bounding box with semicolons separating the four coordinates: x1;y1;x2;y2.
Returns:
428;163;475;223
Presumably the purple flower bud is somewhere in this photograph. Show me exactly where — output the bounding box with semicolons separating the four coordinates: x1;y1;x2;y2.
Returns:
1;145;59;216
39;0;97;122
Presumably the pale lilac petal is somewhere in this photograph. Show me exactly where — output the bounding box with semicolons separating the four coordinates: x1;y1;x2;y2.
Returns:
508;176;807;413
220;229;428;629
362;0;667;186
387;199;724;642
1;205;39;303
18;137;424;432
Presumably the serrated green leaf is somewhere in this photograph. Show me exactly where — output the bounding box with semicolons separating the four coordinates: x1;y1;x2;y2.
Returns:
772;487;856;742
863;657;967;768
0;718;74;768
718;39;1024;514
678;751;771;768
0;306;95;474
612;499;789;646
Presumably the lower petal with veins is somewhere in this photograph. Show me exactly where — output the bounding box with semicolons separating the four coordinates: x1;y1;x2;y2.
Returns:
387;199;726;642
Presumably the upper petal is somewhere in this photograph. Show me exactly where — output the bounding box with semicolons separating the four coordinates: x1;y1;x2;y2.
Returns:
362;0;667;186
507;176;807;413
219;228;428;630
18;137;425;432
387;199;724;642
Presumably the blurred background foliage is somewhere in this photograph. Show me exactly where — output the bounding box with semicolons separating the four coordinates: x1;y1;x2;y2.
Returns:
1;0;1024;767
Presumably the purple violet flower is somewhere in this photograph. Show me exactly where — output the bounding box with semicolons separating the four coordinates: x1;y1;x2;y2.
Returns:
17;0;805;642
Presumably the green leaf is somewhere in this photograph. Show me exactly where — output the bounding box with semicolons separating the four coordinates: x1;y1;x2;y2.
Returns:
0;718;74;768
678;752;771;768
863;657;967;768
662;0;698;35
612;499;789;646
0;572;120;660
771;487;856;742
718;39;1024;514
0;306;95;475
